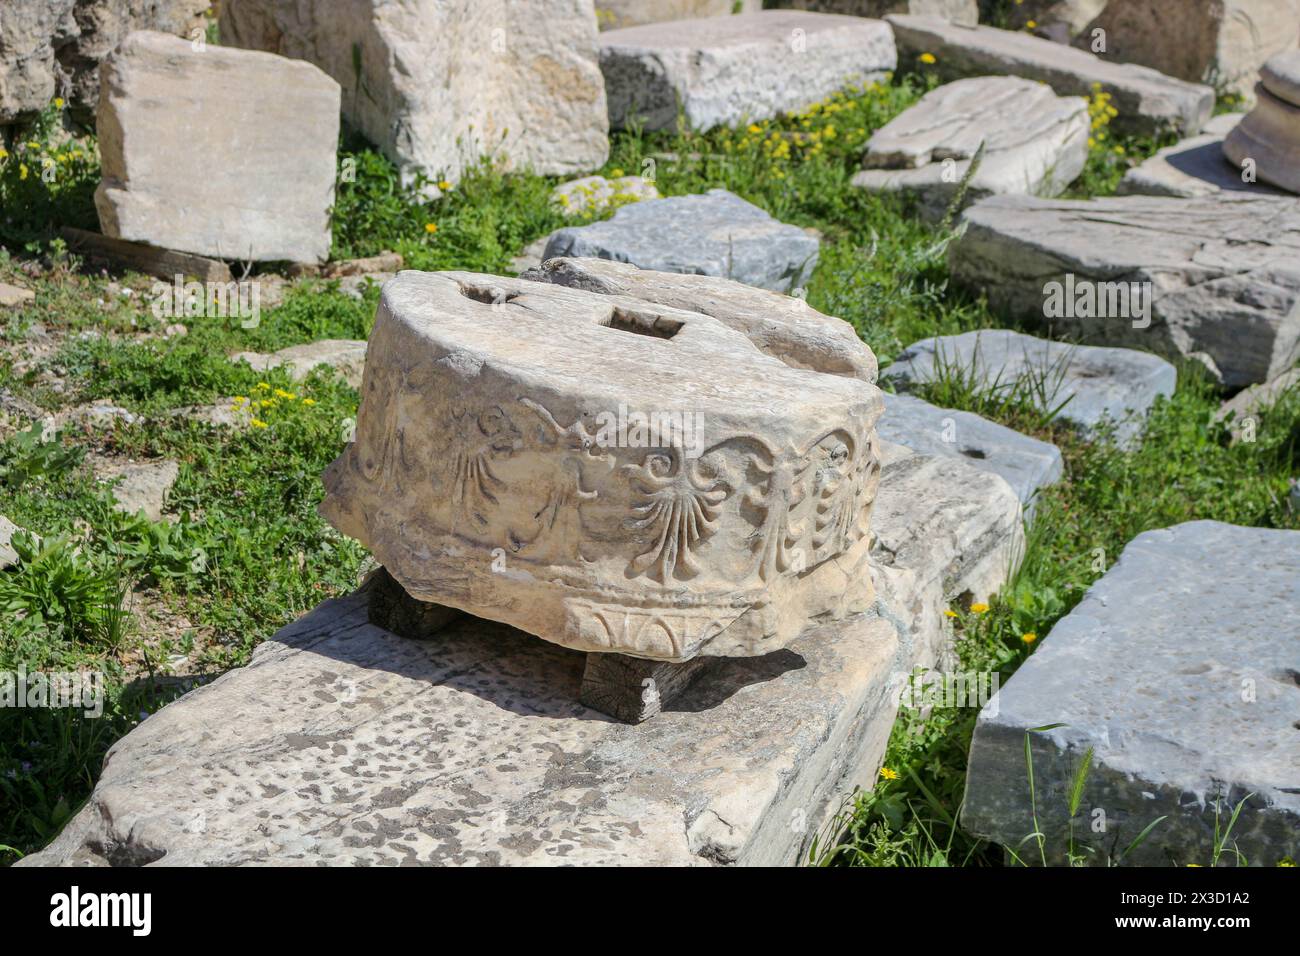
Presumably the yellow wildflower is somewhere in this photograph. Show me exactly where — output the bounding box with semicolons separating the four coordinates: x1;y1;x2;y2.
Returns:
437;179;452;190
424;222;438;234
943;609;958;619
274;388;296;400
971;602;990;614
251;419;269;429
1022;632;1038;644
54;97;65;109
1026;20;1037;29
19;164;28;180
232;396;248;406
301;397;317;406
256;382;271;390
0;147;7;160
879;767;899;781
609;168;624;177
747;123;762;134
918;52;937;64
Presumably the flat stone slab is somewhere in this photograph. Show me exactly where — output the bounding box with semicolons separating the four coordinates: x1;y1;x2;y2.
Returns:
521;257;876;381
91;457;180;522
232;339;368;390
0;282;36;308
551;175;660;218
886;15;1214;136
882;329;1176;447
542;190;820;292
95;31;340;264
21;428;1023;867
963;521;1300;866
1116;113;1290;198
950;193;1300;389
852;76;1089;220
876;392;1062;511
601;10;896;132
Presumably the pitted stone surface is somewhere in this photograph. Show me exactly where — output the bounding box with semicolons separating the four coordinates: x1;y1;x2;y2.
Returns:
220;0;609;187
883;329;1176;447
876;392;1062;510
95;31;339;264
22;429;1028;867
949;193;1300;388
522;257;876;381
963;521;1300;866
320;270;883;662
852;76;1089;220
600;10;896;132
541;190;820;293
886;14;1214;136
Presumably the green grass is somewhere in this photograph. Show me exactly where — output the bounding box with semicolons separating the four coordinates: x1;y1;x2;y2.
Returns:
2;70;1294;866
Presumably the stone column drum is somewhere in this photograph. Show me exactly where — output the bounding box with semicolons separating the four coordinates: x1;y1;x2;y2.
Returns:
320;270;884;670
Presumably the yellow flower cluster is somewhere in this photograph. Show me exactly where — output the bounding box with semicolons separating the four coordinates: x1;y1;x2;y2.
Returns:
1087;83;1119;150
232;382;319;429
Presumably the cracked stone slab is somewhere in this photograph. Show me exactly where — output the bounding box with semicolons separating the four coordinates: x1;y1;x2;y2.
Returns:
541;190;820;292
20;430;1026;867
231;339;368;390
963;521;1300;866
91;457;180;522
600;10;896;132
521;257;876;381
1116;113;1290;198
949;193;1300;389
95;31;340;264
886;15;1215;136
882;329;1176;448
875;392;1062;512
852;76;1089;220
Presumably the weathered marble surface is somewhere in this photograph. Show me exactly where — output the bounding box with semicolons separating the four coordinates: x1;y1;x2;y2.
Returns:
780;0;977;24
232;340;369;390
542;190;821;292
949;193;1300;389
963;521;1300;866
883;329;1176;448
321;270;883;662
522;257;876;381
220;0;609;187
1223;79;1300;195
876;392;1062;511
1116;113;1283;198
95;32;339;264
596;0;760;30
21;430;1025;867
887;14;1214;136
601;10;896;132
852;76;1089;220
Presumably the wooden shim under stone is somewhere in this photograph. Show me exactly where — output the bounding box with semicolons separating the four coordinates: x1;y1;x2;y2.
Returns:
367;566;463;639
61;227;233;283
579;652;713;724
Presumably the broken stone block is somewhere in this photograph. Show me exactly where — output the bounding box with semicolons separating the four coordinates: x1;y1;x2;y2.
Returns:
876;392;1063;511
963;520;1300;866
541;190;820;293
92;457;179;522
219;0;609;187
851;76;1089;220
522;257;876;381
882;329;1176;447
0;514;26;569
1223;52;1300;195
601;10;896;132
95;31;340;264
886;14;1215;136
551;175;660;218
1217;367;1300;442
0;0;208;124
231;340;368;390
1116;113;1283;197
320;270;884;663
949;193;1300;389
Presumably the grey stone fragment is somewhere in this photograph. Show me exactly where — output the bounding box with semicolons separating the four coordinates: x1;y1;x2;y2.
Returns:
92;457;179;522
882;329;1176;447
949;193;1300;388
876;392;1062;510
0;282;36;307
780;0;977;24
601;10;896;132
0;515;26;569
963;521;1300;866
1223;83;1300;195
20;434;1025;867
522;257;875;381
852;75;1089;220
231;339;368;389
542;190;820;292
886;14;1215;136
1217;367;1300;442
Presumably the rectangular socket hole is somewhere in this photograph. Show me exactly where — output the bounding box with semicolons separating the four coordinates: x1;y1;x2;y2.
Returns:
602;307;682;340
